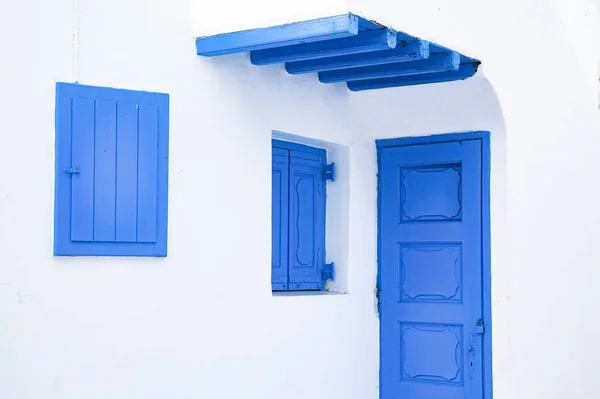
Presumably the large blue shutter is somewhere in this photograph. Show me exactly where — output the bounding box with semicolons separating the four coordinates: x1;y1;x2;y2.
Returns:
54;83;169;256
272;147;289;290
287;149;326;290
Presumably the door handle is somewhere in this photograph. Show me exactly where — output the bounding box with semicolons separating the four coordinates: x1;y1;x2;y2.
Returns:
468;319;484;379
468;344;475;379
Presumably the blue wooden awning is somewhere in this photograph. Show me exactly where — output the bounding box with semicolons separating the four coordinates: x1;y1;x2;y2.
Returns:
195;13;480;92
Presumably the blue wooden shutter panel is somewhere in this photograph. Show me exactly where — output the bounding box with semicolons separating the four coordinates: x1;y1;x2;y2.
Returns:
54;83;169;257
271;140;333;291
288;150;326;290
71;101;159;242
271;140;330;291
272;148;290;290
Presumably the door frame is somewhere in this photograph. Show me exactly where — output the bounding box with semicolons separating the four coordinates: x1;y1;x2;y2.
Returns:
376;131;492;399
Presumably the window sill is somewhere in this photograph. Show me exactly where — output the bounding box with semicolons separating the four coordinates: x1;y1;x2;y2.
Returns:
271;290;347;297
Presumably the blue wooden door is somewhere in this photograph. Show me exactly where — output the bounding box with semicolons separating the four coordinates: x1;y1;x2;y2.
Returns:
379;139;484;399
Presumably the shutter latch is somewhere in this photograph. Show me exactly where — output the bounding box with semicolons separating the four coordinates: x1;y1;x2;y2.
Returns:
323;163;335;181
475;319;485;334
65;166;80;176
322;262;335;281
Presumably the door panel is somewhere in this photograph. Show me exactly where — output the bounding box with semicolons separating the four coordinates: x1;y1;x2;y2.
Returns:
379;140;483;399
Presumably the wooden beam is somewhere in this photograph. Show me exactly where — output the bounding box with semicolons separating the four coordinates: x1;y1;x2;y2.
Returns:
250;29;396;66
319;52;460;83
196;14;359;56
286;40;429;75
347;63;479;91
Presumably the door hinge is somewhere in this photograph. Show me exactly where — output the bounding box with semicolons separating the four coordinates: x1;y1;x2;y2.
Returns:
322;262;334;281
65;166;80;176
375;284;381;317
323;163;335;182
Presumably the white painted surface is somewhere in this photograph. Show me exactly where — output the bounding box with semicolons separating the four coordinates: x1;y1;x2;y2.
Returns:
0;1;599;399
348;0;600;398
191;0;349;37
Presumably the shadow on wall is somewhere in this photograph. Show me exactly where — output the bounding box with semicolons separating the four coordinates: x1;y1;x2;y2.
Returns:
349;73;504;138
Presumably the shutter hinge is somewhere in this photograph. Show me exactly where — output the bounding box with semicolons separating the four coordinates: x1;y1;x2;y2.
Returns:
323;163;335;182
322;262;335;281
65;166;80;176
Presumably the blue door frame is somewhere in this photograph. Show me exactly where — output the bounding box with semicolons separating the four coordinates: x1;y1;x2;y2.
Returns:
376;131;492;399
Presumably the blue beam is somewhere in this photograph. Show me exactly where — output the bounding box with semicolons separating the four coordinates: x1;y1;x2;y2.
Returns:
347;62;479;91
319;52;460;83
196;14;359;56
356;17;385;31
428;43;452;54
250;29;396;66
286;40;429;75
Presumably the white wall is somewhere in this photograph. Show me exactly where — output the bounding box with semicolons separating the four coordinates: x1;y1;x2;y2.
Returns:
0;1;378;398
348;0;600;398
191;0;349;37
1;0;599;399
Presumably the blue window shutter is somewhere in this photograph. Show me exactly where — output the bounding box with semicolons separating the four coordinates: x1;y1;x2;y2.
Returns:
287;150;326;290
54;83;169;256
272;148;289;290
